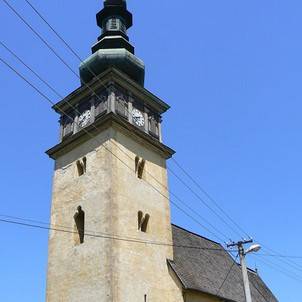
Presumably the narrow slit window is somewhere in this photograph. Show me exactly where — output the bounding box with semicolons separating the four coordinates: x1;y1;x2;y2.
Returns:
137;160;145;179
138;211;150;233
76;157;87;176
135;156;145;179
135;156;140;173
141;214;150;232
74;206;85;245
138;211;143;230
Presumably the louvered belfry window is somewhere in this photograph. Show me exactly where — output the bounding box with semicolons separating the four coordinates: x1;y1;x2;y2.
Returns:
116;94;128;118
110;18;117;29
105;17;126;34
149;115;159;138
95;94;108;118
62;114;74;137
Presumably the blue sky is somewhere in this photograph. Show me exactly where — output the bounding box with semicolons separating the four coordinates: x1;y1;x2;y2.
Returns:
0;0;301;301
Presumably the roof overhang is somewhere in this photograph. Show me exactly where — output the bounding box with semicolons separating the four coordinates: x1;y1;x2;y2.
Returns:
167;259;236;302
53;67;170;115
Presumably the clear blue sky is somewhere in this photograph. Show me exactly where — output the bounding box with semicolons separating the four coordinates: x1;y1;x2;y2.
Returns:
0;0;301;301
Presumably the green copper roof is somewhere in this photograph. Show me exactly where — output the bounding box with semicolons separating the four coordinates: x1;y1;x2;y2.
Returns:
80;49;145;86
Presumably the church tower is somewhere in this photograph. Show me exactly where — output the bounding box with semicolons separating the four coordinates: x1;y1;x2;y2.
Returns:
46;1;182;301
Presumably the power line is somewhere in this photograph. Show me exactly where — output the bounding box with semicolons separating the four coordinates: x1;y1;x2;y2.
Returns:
1;1;229;242
1;0;79;79
0;213;155;244
0;214;291;301
10;0;302;269
3;213;300;261
0;56;57;108
20;0;253;241
1;0;253;243
216;254;238;296
249;278;270;302
1;4;300;298
260;244;302;273
23;0;86;63
1;214;259;299
0;54;228;243
251;255;302;284
0;41;62;99
256;253;302;260
171;157;251;238
168;166;245;239
170;145;302;274
1;0;111;124
0;216;231;252
0;5;239;243
5;3;302;299
3;2;300;274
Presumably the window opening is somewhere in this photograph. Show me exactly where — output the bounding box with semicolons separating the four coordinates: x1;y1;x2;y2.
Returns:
62;115;74;137
116;95;128;118
95;94;107;117
110;18;118;30
76;157;87;176
149;115;159;138
74;206;85;245
138;211;150;233
135;156;145;179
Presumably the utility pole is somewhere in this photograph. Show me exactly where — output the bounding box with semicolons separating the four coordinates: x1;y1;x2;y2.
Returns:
227;239;260;302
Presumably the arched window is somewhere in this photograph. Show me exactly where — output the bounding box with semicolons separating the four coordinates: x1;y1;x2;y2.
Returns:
138;211;150;233
74;206;85;245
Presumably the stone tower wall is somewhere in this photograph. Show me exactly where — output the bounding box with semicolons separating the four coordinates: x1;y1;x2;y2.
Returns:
46;125;183;302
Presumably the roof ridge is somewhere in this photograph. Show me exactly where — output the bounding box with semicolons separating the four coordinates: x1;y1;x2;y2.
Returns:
171;223;223;247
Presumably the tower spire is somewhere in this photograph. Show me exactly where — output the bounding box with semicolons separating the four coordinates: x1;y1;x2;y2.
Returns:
79;0;145;86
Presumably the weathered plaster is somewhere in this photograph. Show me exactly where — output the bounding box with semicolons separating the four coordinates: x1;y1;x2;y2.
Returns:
46;125;182;302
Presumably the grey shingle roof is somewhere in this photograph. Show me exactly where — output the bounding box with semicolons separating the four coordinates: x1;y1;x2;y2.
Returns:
169;225;278;302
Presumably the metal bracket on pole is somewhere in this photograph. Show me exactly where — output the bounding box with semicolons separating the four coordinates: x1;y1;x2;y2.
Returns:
227;239;254;302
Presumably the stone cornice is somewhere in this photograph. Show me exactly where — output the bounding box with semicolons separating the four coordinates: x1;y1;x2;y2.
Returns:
53;68;170;115
46;112;175;160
